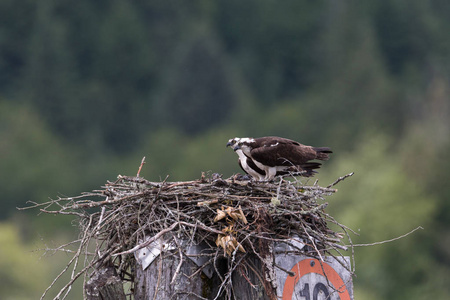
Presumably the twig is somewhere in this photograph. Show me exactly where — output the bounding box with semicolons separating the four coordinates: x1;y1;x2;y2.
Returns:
302;223;324;262
40;215;94;300
274;263;295;277
348;226;423;247
137;156;146;177
171;245;184;284
113;222;179;256
327;172;354;188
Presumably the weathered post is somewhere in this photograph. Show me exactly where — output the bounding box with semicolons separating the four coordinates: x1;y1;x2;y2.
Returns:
231;253;272;300
85;264;126;300
134;252;211;299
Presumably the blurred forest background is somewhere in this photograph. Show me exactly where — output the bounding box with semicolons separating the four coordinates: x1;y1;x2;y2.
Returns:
1;0;449;299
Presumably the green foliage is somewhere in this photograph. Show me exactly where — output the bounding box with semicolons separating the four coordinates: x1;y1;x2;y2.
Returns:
322;134;439;299
137;126;245;181
0;223;48;299
0;101;121;227
4;0;449;152
0;102;75;219
0;221;85;300
154;27;239;135
325;135;435;234
215;0;325;101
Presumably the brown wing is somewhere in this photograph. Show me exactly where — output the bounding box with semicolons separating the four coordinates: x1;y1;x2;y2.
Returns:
255;136;300;147
251;138;318;167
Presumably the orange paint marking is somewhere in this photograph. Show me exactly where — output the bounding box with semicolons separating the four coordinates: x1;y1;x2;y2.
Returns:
282;258;351;300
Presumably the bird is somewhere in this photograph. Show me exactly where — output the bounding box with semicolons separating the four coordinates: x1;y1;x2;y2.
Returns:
227;136;332;181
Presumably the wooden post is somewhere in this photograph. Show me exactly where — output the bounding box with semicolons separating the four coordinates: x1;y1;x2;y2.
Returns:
84;244;352;300
231;253;272;300
85;264;126;300
220;208;279;300
134;250;213;300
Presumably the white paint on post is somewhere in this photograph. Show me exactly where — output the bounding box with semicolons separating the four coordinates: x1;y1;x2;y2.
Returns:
274;247;353;300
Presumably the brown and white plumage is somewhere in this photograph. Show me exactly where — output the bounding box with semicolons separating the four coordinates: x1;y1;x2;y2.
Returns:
229;136;332;181
226;138;266;180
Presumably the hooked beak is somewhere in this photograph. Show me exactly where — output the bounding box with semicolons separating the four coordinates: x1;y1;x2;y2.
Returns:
226;142;240;151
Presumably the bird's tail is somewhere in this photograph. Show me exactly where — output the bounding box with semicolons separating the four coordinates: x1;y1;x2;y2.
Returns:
286;162;322;177
313;147;332;161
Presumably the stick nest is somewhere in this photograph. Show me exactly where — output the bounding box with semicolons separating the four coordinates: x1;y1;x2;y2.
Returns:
27;172;355;299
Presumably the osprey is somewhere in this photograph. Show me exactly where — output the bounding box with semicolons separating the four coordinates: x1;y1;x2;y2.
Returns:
227;136;332;181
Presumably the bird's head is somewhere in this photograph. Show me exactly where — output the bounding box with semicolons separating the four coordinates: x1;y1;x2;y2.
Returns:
227;137;255;153
226;138;241;151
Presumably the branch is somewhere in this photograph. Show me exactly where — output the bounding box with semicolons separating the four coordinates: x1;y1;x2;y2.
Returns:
348;226;423;247
327;172;354;188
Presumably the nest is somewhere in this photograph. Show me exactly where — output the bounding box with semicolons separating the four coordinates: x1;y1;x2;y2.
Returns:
25;171;355;299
